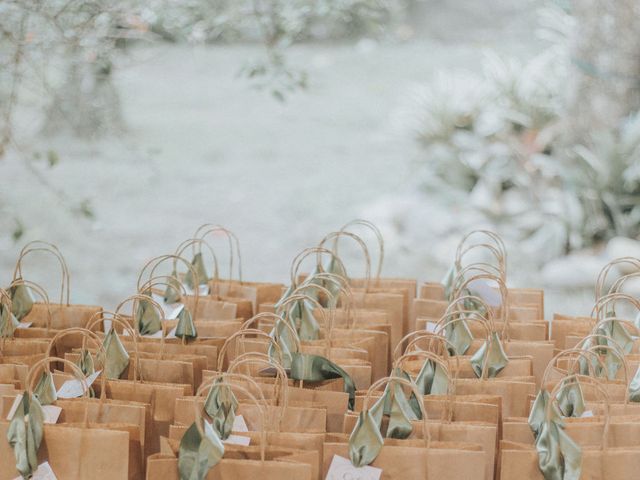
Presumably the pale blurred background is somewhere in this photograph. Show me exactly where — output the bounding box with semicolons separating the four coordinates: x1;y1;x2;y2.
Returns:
2;0;638;315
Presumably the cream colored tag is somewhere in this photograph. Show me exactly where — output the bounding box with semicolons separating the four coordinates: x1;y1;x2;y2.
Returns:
325;455;382;480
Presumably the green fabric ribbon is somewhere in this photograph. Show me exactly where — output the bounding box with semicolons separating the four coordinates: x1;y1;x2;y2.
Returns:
178;420;225;480
268;319;298;369
444;317;474;356
348;409;384;468
175;307;197;341
135;290;163;336
528;389;550;438
33;371;57;406
101;328;130;380
204;380;238;440
629;365;640;402
184;253;209;291
442;264;457;301
289;352;356;409
6;393;45;479
555;379;585;418
369;369;417;439
407;359;448;418
77;348;96;398
0;303;19;338
469;331;509;378
535;408;582;480
274;285;321;341
8;282;34;322
164;271;183;304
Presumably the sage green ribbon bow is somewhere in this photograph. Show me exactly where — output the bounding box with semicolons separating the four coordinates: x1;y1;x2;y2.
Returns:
204;380;238;440
8;282;34;321
7;393;45;479
135;290;162;336
275;288;321;341
101;328;130;379
178;419;225;480
529;381;586;439
33;371;57;406
371;362;448;437
77;348;96;397
175;306;197;341
0;303;19;338
534;400;582;480
469;331;509;378
349;409;384;468
184;252;209;292
289;352;356;409
368;368;418;439
305;258;346;307
443;317;474;356
268;319;298;369
629;365;640;402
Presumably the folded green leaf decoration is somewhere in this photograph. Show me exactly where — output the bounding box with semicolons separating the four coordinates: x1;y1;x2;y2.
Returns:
204;380;238;440
135;291;162;336
33;371;57;406
8;282;35;321
348;409;384;468
0;303;19;338
178;419;225;480
6;393;45;479
175;307;197;341
470;331;509;378
101;328;130;380
184;253;209;291
290;352;356;409
269;319;298;369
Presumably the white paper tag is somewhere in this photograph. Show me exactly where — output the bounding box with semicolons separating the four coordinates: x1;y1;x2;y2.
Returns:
325;455;382;480
16;322;32;329
183;284;210;296
581;410;594;418
232;414;249;432
14;462;57;480
56;370;101;399
6;394;22;420
224;434;251;446
151;293;185;320
425;322;439;334
7;395;61;423
468;278;502;307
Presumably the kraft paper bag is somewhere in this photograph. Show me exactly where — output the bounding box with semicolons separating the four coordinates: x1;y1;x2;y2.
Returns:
322;440;486;480
499;440;640;480
0;422;129;480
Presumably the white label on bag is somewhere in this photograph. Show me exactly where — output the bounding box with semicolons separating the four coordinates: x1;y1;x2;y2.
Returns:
4;394;60;423
581;410;594;418
468;278;502;307
151;293;184;320
183;284;210;296
16;322;32;329
56;370;101;399
232;414;249;432
425;322;439;334
224;434;251;446
14;462;58;480
325;455;382;480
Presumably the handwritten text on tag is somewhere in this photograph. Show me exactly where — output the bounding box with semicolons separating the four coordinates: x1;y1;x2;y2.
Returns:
325;455;382;480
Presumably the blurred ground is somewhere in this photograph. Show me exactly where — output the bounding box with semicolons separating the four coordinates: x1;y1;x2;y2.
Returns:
1;0;596;316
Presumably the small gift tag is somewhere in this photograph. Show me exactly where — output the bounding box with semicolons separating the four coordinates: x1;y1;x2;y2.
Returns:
581;410;594;418
16;321;32;329
183;284;210;296
224;434;251;446
14;462;58;480
468;278;502;307
56;370;101;399
166;327;177;339
232;414;249;432
325;455;382;480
